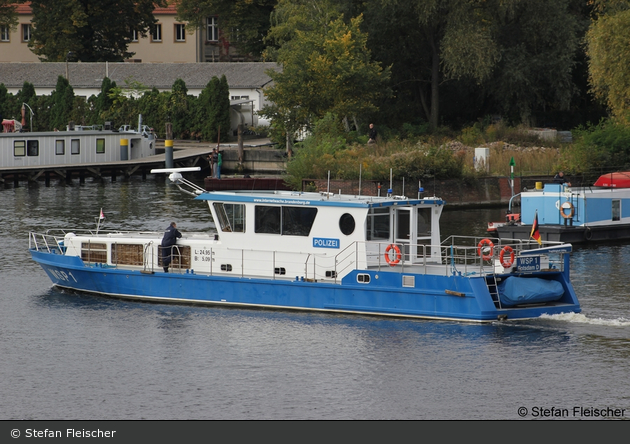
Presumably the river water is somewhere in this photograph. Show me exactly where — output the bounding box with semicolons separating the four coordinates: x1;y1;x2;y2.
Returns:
1;176;629;420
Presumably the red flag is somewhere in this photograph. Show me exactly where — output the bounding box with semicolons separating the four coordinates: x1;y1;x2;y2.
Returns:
530;210;542;245
99;208;105;220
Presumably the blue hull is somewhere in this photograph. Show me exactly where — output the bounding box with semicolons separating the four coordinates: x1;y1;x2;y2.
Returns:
31;249;581;323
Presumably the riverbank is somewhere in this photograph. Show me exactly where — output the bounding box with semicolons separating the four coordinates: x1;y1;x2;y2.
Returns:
305;176;563;208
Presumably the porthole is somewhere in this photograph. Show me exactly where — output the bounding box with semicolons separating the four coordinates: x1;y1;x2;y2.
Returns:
339;213;355;235
357;274;371;284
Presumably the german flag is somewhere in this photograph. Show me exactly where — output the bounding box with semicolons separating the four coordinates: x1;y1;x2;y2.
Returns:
530;210;542;245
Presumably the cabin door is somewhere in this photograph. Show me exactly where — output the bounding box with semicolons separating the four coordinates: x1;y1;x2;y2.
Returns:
394;208;417;262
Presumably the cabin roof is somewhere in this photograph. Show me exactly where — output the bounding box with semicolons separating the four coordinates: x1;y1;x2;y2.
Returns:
195;190;444;208
0;62;280;91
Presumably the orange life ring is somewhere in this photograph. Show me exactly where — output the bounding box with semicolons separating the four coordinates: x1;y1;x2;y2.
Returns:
499;246;515;268
560;201;575;219
477;238;495;261
384;244;402;266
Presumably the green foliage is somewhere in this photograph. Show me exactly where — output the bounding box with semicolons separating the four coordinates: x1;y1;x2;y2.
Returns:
0;0;20;29
285;113;466;189
176;0;276;57
50;76;75;130
29;0;167;62
586;8;630;123
263;1;390;150
561;119;630;179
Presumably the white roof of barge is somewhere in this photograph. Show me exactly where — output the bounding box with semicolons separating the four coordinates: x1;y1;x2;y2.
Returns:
195;190;445;208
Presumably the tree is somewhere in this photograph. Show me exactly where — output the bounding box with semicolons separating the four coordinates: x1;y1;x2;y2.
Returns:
262;0;389;151
364;0;510;131
170;78;191;139
28;0;167;62
486;0;586;126
50;76;75;130
586;4;630;123
0;0;23;29
176;0;277;57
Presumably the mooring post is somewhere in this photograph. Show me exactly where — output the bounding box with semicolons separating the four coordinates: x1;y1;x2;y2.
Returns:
165;123;173;168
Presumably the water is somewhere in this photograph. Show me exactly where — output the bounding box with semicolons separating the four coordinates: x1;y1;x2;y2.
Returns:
1;177;629;420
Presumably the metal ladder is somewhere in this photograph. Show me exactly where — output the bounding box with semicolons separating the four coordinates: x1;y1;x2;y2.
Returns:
486;273;502;309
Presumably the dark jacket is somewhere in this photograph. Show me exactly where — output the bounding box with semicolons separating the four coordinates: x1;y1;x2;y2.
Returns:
161;224;182;248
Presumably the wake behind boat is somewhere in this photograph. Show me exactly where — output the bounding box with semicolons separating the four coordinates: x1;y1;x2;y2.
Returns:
29;168;581;323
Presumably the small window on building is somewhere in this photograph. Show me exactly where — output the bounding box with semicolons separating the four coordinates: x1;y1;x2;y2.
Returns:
175;24;186;42
55;140;65;155
71;139;80;155
96;138;105;154
151;24;162;42
131;29;138;42
14;140;26;157
27;140;39;156
22;24;31;42
0;25;10;42
207;16;218;42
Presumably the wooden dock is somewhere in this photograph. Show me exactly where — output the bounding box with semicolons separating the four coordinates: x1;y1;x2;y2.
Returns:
0;144;213;186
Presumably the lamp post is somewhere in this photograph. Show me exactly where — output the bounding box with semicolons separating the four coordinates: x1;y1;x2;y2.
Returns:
22;103;34;132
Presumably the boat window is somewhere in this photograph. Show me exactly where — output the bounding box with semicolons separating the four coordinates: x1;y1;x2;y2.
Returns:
111;244;143;266
255;206;281;234
254;206;317;236
339;213;355;235
367;207;390;240
96;138;105;154
417;208;431;236
282;206;317;236
71;139;80;155
13;140;25;156
612;200;621;221
27;140;39;156
81;242;107;263
213;203;245;232
55;140;65;155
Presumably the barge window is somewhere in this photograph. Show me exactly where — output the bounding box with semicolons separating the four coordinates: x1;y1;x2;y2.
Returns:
367;207;390;240
254;206;317;236
612;200;621;221
56;140;65;155
27;140;39;156
14;140;25;156
213;203;245;232
71;139;80;155
96;138;105;154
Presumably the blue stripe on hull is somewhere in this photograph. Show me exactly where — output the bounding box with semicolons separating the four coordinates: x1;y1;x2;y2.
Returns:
31;250;581;323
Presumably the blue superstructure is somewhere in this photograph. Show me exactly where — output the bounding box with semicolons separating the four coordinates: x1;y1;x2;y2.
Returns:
29;168;581;323
498;181;630;242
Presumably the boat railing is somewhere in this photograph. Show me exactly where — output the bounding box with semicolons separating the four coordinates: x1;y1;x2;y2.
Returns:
29;231;65;255
333;237;569;278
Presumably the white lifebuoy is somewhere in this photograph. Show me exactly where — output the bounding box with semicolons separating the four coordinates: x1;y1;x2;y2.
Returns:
384;244;401;266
